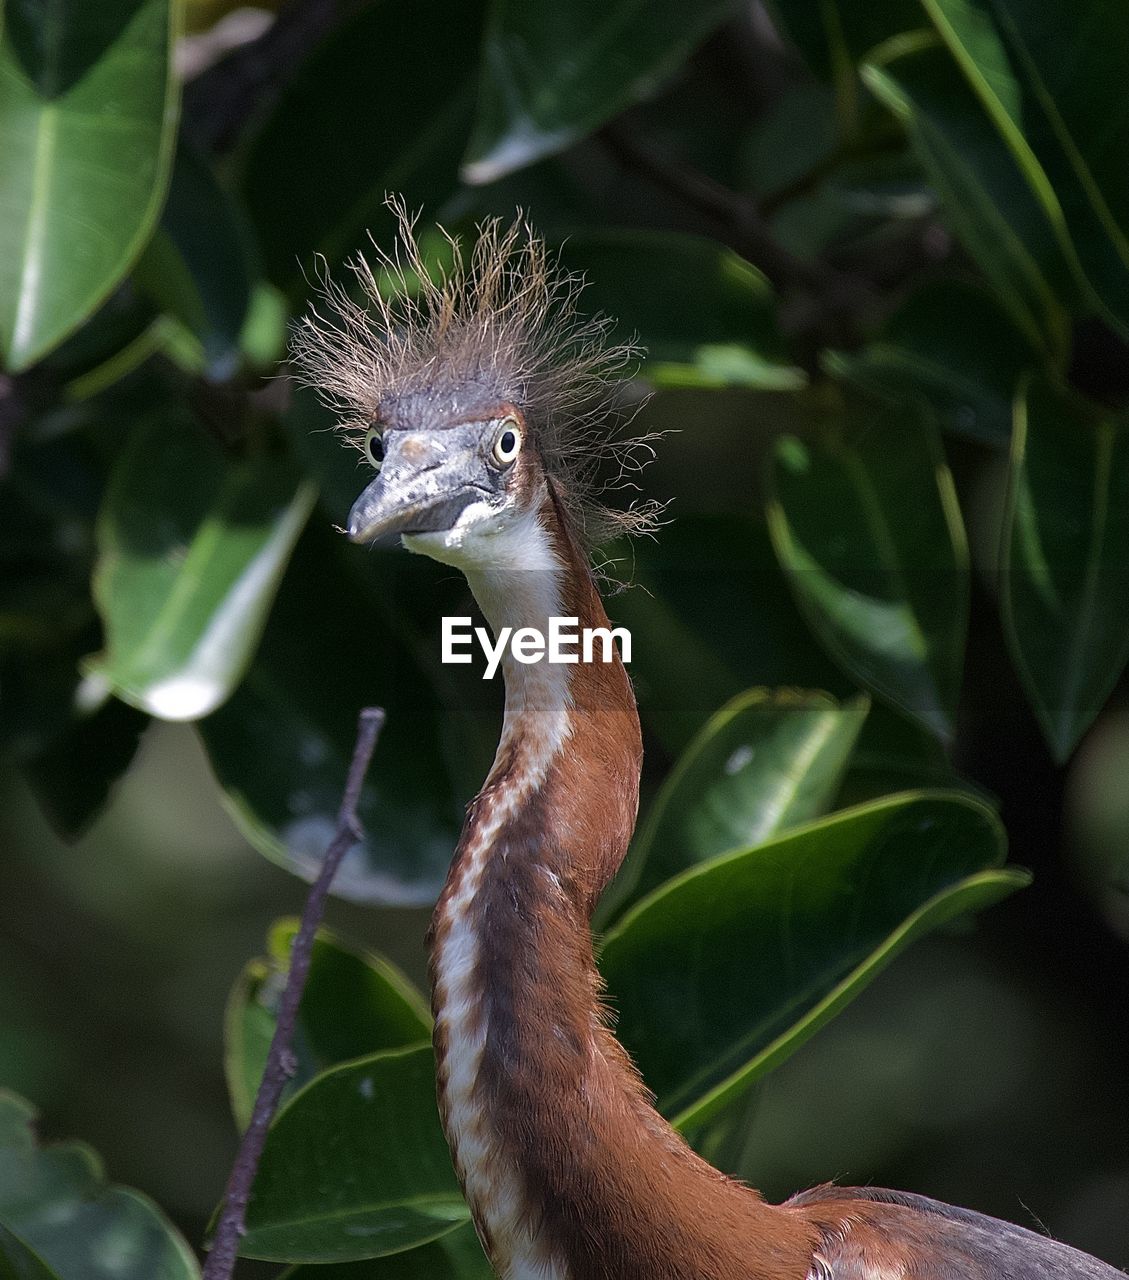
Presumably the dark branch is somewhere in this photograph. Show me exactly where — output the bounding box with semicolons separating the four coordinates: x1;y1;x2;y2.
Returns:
600;121;829;296
599;120;959;356
599;121;878;356
201;705;386;1280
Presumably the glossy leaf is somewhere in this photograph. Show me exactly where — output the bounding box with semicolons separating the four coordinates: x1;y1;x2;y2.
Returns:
88;418;316;721
770;0;924;136
922;0;1129;335
743;81;841;201
771;0;924;79
838;701;960;805
559;233;806;390
863;37;1074;358
33;285;158;390
0;433;147;835
133;139;252;379
600;792;1025;1129
280;1223;492;1280
199;521;467;905
463;0;736;183
766;416;969;740
0;1226;59;1280
0;1091;199;1280
1001;377;1129;761
240;1046;466;1263
0;0;179;369
601;688;869;922
20;695;148;840
241;0;484;291
607;515;851;754
826;278;1038;446
226;920;431;1130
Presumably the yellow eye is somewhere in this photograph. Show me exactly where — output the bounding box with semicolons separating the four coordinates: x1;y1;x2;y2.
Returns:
364;425;384;468
492;418;522;467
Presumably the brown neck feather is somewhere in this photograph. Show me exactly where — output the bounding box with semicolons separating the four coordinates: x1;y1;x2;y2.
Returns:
428;488;822;1280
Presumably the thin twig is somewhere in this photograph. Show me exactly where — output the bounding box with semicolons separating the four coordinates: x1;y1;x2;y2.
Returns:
202;705;386;1280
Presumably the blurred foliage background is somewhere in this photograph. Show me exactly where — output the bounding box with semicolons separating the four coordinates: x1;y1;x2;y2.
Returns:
1;0;1128;1275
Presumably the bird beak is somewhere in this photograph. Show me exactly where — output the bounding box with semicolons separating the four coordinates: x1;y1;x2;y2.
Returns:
347;425;488;544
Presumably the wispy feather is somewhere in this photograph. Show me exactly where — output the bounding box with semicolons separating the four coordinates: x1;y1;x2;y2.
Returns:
291;197;665;549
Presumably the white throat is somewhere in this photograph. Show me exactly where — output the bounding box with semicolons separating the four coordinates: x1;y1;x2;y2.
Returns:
409;495;574;760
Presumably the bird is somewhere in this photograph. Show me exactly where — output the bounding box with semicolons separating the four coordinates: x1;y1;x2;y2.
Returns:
294;206;1124;1280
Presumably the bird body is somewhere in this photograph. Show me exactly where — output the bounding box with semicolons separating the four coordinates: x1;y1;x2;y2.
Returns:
300;207;1124;1280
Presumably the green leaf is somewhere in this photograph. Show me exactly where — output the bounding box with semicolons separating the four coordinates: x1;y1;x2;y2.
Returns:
599;792;1026;1130
226;920;431;1130
240;1047;467;1263
1001;376;1129;761
0;1091;199;1280
19;695;148;840
744;82;840;201
0;433;146;836
766;414;969;740
769;0;924;130
0;0;180;369
198;521;467;905
239;282;289;369
33;285;157;390
133;139;253;379
280;1223;492;1280
922;0;1129;335
863;36;1075;358
770;0;924;76
558;232;806;390
826;278;1038;446
606;515;851;754
601;688;869;922
240;0;484;292
463;0;736;183
0;1097;35;1149
0;1226;61;1280
88;418;316;721
838;701;960;805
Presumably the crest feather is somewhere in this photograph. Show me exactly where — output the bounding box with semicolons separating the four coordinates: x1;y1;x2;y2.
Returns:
291;198;665;548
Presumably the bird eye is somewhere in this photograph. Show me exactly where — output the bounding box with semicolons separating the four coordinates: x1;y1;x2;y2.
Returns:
491;418;522;467
364;425;384;468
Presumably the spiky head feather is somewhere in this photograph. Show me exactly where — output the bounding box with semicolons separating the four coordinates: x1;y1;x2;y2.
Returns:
291;200;663;548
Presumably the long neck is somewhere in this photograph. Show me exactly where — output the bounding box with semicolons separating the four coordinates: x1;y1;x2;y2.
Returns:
428;490;818;1280
462;490;641;918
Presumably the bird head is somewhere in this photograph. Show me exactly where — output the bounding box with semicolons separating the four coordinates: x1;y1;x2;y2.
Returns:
292;200;662;573
346;402;537;571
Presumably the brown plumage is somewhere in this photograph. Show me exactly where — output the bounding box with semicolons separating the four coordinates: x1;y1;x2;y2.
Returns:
300;210;1124;1280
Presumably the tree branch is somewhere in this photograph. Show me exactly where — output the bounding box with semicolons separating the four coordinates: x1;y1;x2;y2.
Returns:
201;705;386;1280
599;120;960;357
599;121;878;355
600;120;829;296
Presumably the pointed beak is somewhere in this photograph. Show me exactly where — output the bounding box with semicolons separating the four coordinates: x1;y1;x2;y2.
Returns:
347;426;490;544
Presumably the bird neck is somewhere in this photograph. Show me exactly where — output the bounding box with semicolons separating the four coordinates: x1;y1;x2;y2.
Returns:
429;485;818;1280
460;485;641;914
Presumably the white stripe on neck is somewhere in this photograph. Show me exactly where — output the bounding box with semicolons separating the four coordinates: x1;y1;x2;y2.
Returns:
430;499;574;1280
